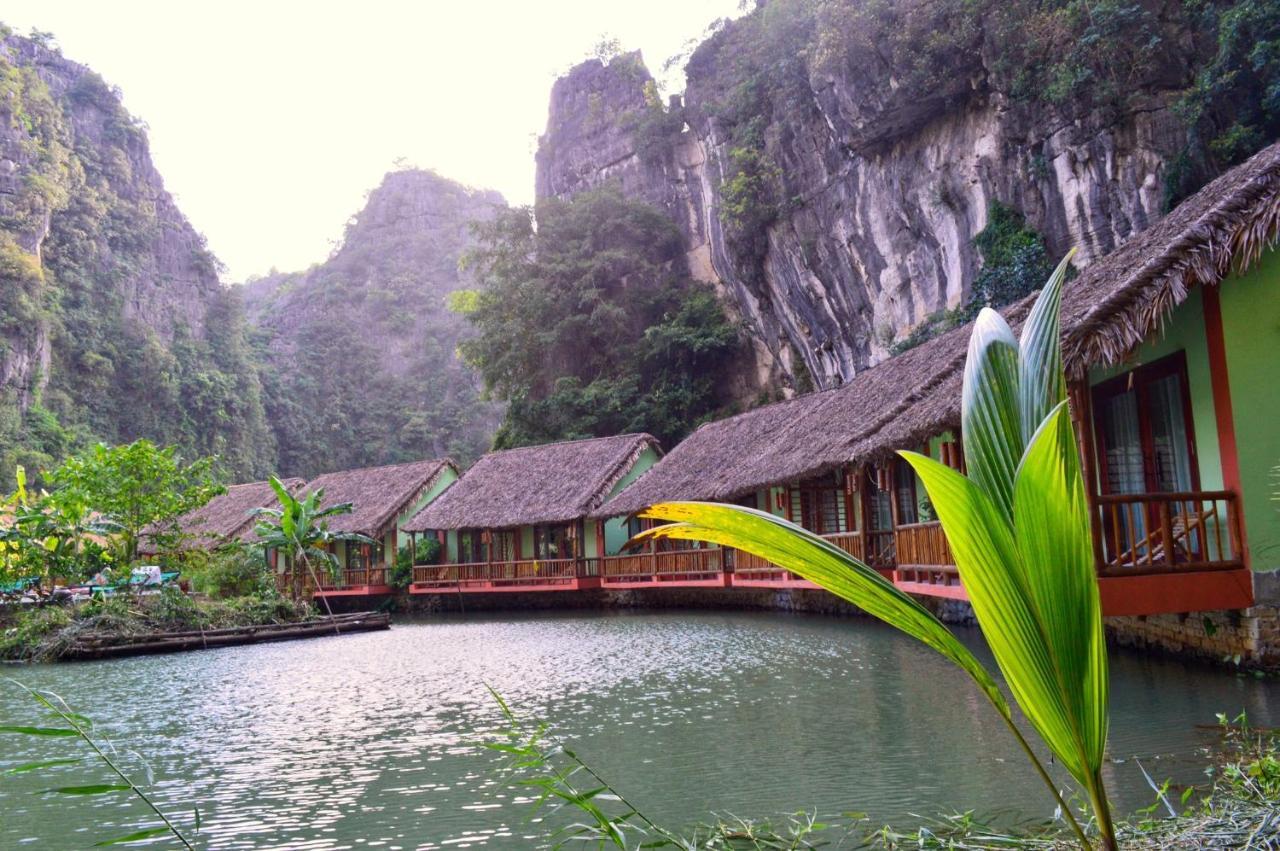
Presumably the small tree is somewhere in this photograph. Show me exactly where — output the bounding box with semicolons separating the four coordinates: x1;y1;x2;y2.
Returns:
1;465;119;585
249;476;372;603
47;440;222;563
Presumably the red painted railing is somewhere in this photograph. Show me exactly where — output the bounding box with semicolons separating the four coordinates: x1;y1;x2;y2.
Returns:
1095;490;1243;576
411;559;580;589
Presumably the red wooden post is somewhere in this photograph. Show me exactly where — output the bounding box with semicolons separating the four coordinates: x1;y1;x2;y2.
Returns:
1070;379;1107;572
1202;284;1248;568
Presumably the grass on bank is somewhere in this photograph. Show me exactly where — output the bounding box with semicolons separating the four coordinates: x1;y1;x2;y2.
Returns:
0;589;314;663
1;545;318;663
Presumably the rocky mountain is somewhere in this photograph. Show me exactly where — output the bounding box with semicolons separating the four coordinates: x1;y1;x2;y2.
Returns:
243;169;504;478
0;27;505;486
0;28;272;483
536;0;1277;391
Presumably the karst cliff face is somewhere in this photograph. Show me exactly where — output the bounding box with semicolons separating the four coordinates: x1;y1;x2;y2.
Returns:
535;2;1230;392
243;169;505;477
0;30;271;477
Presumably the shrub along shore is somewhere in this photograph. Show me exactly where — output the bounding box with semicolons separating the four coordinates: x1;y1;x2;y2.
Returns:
0;590;321;663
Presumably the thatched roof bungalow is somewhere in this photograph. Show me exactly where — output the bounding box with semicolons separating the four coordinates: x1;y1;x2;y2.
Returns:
401;434;661;590
140;478;305;555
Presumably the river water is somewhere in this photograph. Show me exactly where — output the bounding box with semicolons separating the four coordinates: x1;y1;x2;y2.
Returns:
2;610;1277;848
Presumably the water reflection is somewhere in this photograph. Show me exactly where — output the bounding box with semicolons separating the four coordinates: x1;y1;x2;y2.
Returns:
1;610;1276;848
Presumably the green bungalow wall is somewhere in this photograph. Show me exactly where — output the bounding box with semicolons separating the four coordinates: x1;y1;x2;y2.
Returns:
1220;250;1280;571
1086;250;1279;572
598;445;661;554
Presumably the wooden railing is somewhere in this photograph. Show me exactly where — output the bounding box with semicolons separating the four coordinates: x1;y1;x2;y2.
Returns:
1095;490;1243;576
826;530;865;561
599;548;725;583
411;559;579;588
893;521;957;586
732;531;864;582
318;567;388;590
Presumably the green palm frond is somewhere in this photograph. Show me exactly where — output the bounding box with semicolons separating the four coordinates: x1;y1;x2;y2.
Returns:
639;251;1112;848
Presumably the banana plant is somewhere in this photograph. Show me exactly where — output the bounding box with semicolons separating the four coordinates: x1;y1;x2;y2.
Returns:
250;476;373;604
636;252;1116;849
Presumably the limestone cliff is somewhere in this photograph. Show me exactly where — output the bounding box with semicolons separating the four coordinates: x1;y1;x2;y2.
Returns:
243;170;505;477
536;0;1263;391
0;29;272;479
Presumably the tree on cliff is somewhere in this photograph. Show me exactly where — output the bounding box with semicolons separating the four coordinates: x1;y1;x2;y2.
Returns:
456;188;744;450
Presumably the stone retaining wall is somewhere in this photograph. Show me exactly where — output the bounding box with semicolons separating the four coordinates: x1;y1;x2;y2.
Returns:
1105;572;1280;668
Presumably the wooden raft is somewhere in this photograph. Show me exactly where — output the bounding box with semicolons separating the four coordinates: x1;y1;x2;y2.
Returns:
62;611;391;660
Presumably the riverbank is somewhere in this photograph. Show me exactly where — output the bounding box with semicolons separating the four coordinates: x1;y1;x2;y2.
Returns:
0;591;364;662
498;703;1280;849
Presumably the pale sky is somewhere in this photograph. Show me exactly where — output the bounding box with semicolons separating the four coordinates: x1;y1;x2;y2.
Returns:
3;1;744;281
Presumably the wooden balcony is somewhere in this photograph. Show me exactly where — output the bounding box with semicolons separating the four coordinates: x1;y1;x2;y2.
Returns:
313;567;392;596
1093;490;1252;617
598;548;728;588
1094;490;1243;575
408;558;590;593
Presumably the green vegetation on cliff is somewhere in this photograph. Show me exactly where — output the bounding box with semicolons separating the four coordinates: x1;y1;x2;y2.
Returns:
457;187;745;449
0;35;273;488
244;169;502;477
690;0;1280;275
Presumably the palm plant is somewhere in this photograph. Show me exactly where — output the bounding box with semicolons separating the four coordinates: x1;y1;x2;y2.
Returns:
636;252;1116;849
250;476;373;603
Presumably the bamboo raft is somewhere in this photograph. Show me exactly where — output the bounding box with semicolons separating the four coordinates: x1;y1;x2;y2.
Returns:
61;611;391;660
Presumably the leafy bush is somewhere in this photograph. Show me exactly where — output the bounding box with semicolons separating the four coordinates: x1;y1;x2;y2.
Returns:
389;538;441;590
149;585;203;630
388;544;416;590
0;605;70;658
187;547;272;599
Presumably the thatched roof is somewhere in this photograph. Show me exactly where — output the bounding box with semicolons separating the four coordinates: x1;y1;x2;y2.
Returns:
595;312;992;516
143;478;305;553
403;434;659;531
304;458;457;537
601;140;1280;511
1061;140;1280;374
